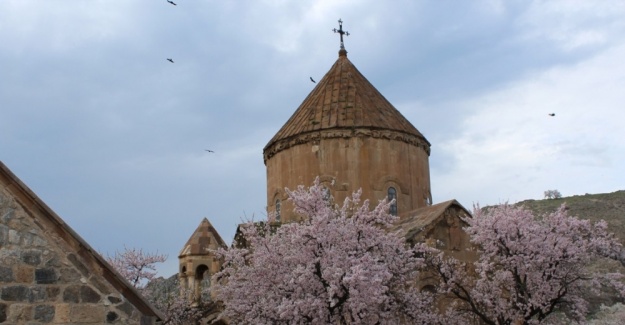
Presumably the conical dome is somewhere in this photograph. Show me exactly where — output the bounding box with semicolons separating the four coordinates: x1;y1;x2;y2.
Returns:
264;51;430;163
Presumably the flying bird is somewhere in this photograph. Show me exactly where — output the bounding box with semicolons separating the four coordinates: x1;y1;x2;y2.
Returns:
548;113;555;116
167;58;174;63
310;77;316;83
205;149;214;153
167;0;177;5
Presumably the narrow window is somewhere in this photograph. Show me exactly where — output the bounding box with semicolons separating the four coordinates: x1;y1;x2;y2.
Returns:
275;199;281;222
388;187;397;216
322;187;331;202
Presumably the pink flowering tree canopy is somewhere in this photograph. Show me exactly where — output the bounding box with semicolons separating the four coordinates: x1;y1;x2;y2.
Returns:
213;178;437;324
107;247;211;325
423;203;625;325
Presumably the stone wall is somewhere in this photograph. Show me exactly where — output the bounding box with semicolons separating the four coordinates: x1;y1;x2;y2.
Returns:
0;188;157;324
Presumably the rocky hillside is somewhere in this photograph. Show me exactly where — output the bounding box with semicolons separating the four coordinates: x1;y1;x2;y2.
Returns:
515;190;625;243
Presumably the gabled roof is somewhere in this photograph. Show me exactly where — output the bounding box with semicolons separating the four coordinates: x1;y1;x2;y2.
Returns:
0;161;164;321
264;50;430;162
391;199;471;243
179;217;227;257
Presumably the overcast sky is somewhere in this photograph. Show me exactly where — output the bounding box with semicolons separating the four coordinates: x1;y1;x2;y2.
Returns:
2;0;625;277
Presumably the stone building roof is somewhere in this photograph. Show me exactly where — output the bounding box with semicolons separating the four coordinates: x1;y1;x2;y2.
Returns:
179;217;227;257
263;50;430;162
0;161;165;322
391;199;471;244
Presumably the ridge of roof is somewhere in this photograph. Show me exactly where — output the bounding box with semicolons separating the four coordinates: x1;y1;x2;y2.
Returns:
0;161;165;321
179;217;227;257
263;53;429;162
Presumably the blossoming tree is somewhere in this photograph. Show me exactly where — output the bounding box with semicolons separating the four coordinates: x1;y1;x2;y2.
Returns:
107;248;210;324
213;179;437;324
422;204;625;324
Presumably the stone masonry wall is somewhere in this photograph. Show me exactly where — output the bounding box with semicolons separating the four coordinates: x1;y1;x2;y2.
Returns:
0;188;152;324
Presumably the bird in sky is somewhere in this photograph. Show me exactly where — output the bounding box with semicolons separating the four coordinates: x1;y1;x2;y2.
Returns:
205;149;214;153
167;0;177;5
310;77;316;83
548;113;555;116
167;58;174;63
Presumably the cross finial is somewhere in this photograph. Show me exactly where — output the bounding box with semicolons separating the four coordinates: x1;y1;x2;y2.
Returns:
333;19;349;50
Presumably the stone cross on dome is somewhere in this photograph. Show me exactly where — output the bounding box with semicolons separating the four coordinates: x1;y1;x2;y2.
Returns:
333;19;350;51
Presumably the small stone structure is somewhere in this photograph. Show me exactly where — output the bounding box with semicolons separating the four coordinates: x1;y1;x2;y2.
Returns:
178;218;226;304
0;162;163;324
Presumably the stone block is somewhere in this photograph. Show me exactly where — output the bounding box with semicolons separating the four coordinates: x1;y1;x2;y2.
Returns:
67;253;90;276
80;285;101;303
1;285;31;301
34;304;55;323
117;301;135;317
0;224;8;246
0;265;13;282
8;229;20;244
30;286;48;302
106;310;119;323
46;286;61;301
90;275;112;295
0;303;6;323
71;304;104;323
107;295;121;304
21;250;42;266
62;285;80;303
15;264;34;283
35;268;58;284
8;303;32;323
59;267;81;283
54;303;71;323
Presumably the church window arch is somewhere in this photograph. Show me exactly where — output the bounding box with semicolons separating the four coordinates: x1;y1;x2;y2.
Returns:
275;199;281;222
195;264;210;302
388;187;397;216
322;186;331;202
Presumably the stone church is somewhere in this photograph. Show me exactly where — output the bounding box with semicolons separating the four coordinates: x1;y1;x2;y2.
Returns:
0;162;164;324
178;23;473;309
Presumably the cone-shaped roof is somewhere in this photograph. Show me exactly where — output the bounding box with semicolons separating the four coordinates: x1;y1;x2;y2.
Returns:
179;218;226;257
264;50;429;162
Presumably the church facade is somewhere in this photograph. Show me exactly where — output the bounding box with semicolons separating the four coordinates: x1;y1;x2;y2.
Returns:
179;26;473;316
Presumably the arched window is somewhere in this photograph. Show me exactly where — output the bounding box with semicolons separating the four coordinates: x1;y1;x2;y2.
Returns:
196;265;210;302
275;199;281;222
322;187;331;202
388;187;397;216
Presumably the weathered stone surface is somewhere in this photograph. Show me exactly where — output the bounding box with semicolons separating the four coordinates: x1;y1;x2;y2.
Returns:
34;304;55;323
107;310;119;322
58;267;81;283
80;285;101;303
107;295;122;304
0;303;6;322
8;303;33;323
1;285;31;301
2;167;162;324
21;250;41;266
90;275;112;295
118;301;135;317
30;286;48;302
46;286;60;301
0;224;8;246
0;265;13;282
62;285;80;303
15;264;34;283
53;303;70;323
67;253;89;277
35;268;58;284
71;304;105;323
